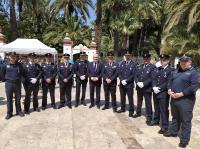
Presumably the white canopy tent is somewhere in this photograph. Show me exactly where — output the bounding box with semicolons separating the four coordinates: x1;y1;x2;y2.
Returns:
0;38;57;55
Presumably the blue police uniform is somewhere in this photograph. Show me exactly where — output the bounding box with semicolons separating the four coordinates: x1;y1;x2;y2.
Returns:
41;62;57;110
23;60;42;113
1;56;24;119
118;60;136;116
134;63;155;123
102;61;118;111
168;65;199;146
87;61;103;108
152;65;174;133
74;59;88;107
57;62;73;109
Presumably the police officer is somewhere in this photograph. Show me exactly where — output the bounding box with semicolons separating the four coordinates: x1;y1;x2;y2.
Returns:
57;54;73;109
1;52;24;119
41;53;57;110
87;53;103;109
166;54;199;148
151;54;173;133
118;50;136;117
133;53;155;125
23;53;42;114
74;52;88;107
102;51;118;112
150;60;162;126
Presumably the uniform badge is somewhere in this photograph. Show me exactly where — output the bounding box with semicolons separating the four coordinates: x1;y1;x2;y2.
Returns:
26;65;29;68
7;65;10;68
79;63;81;65
185;72;191;75
164;72;167;78
130;67;132;70
105;65;107;68
61;65;63;68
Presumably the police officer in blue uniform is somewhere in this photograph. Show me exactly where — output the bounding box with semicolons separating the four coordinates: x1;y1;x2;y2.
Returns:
87;53;103;109
23;53;42;114
151;54;174;133
41;53;57;110
133;53;155;125
74;52;88;107
1;52;25;119
117;50;136;117
102;51;118;112
166;55;199;148
57;54;73;109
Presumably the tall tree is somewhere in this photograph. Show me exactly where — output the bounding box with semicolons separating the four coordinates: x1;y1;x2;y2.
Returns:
9;0;18;41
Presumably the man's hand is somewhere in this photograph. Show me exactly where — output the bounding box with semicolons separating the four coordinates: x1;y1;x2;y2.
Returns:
168;89;174;96
172;92;184;99
80;75;86;80
137;82;144;88
106;78;111;84
63;79;68;83
121;80;127;86
153;87;160;94
46;78;51;83
30;78;37;84
91;77;98;81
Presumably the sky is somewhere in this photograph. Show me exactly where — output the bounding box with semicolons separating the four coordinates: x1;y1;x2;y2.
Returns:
87;0;96;26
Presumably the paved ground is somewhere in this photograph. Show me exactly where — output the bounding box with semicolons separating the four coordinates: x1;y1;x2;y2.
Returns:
0;82;200;149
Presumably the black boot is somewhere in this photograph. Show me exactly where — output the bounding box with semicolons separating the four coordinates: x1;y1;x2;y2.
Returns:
5;114;13;120
132;113;141;118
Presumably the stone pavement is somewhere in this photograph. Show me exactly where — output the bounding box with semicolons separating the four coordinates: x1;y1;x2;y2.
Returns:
0;82;200;149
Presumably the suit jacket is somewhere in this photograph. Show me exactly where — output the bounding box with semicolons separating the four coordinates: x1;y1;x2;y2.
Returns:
87;61;103;84
58;63;73;86
118;60;136;88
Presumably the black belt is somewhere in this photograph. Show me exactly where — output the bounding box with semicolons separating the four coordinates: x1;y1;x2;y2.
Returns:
6;80;21;83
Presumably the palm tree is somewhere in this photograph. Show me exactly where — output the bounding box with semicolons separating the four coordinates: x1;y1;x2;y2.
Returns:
95;0;102;51
9;0;18;41
54;0;93;21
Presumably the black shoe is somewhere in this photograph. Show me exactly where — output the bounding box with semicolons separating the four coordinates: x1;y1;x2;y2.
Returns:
132;113;141;118
5;114;12;120
52;104;57;109
67;104;72;109
102;106;109;110
75;103;79;108
146;120;151;126
163;131;178;137
129;112;133;117
18;112;25;117
58;104;64;109
117;109;125;113
149;121;159;126
97;104;100;109
42;107;46;110
158;129;168;134
89;104;94;108
24;111;30;115
34;108;40;112
113;108;117;113
81;100;87;106
179;142;188;148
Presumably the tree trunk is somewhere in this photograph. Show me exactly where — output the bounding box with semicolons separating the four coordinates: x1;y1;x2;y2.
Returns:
9;0;18;41
113;30;120;51
95;0;102;51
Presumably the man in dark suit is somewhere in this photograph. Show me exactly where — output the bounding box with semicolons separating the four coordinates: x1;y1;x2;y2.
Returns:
117;50;137;117
57;54;73;109
74;52;88;107
102;51;118;112
152;54;174;133
133;53;155;125
1;52;25;119
23;53;42;114
87;53;103;109
41;53;57;110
